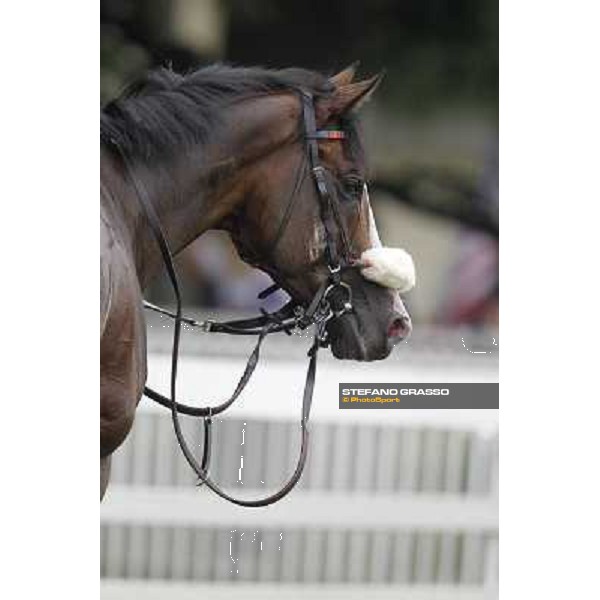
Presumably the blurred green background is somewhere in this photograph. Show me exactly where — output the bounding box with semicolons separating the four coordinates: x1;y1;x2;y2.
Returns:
101;0;497;113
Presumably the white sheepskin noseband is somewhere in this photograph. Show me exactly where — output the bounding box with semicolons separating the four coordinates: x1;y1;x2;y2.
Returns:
358;247;416;293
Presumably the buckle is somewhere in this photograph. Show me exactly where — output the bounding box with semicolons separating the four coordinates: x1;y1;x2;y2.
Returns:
312;166;329;196
316;314;331;345
199;320;214;333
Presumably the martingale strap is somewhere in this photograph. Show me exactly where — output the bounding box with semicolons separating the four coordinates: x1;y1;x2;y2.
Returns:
124;89;352;507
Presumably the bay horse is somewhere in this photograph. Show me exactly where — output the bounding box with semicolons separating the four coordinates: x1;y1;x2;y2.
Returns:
101;63;413;500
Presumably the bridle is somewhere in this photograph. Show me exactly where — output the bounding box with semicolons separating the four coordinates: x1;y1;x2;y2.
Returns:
120;90;357;507
131;90;355;506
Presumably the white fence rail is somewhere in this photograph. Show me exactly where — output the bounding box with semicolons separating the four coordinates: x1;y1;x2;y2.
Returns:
102;488;498;531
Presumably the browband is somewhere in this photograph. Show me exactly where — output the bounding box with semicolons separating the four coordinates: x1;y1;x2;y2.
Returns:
306;130;346;140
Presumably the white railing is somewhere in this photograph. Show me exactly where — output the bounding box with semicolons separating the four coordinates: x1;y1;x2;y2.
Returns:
102;488;498;531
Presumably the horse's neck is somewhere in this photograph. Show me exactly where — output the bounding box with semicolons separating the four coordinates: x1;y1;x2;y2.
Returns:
106;93;300;289
101;165;207;290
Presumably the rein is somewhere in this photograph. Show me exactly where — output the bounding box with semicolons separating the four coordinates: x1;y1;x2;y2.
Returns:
120;90;355;507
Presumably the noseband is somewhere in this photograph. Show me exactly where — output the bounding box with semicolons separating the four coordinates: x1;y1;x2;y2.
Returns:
123;90;356;507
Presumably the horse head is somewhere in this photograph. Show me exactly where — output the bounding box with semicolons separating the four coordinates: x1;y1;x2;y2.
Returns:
224;66;414;360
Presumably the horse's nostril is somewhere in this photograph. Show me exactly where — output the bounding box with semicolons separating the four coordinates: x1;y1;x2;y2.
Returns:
388;315;412;341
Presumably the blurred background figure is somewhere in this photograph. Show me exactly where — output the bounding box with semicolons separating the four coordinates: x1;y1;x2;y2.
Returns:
173;231;290;311
439;136;499;325
101;0;498;326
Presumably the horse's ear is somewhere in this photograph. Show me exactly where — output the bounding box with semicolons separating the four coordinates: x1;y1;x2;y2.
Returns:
330;61;360;88
326;72;384;117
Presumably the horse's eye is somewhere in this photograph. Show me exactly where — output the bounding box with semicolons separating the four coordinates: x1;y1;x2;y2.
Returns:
342;174;364;200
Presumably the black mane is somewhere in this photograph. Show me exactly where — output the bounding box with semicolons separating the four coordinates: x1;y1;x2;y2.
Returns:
101;64;336;164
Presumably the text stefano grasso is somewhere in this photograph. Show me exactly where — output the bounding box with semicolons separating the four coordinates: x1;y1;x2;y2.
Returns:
341;388;450;396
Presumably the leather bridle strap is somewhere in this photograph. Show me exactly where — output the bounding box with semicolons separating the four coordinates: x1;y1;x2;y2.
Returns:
301;90;353;269
179;335;320;506
262;150;308;261
143;324;271;417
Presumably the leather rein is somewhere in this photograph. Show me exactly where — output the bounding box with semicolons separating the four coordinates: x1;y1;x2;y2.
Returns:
121;90;356;507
